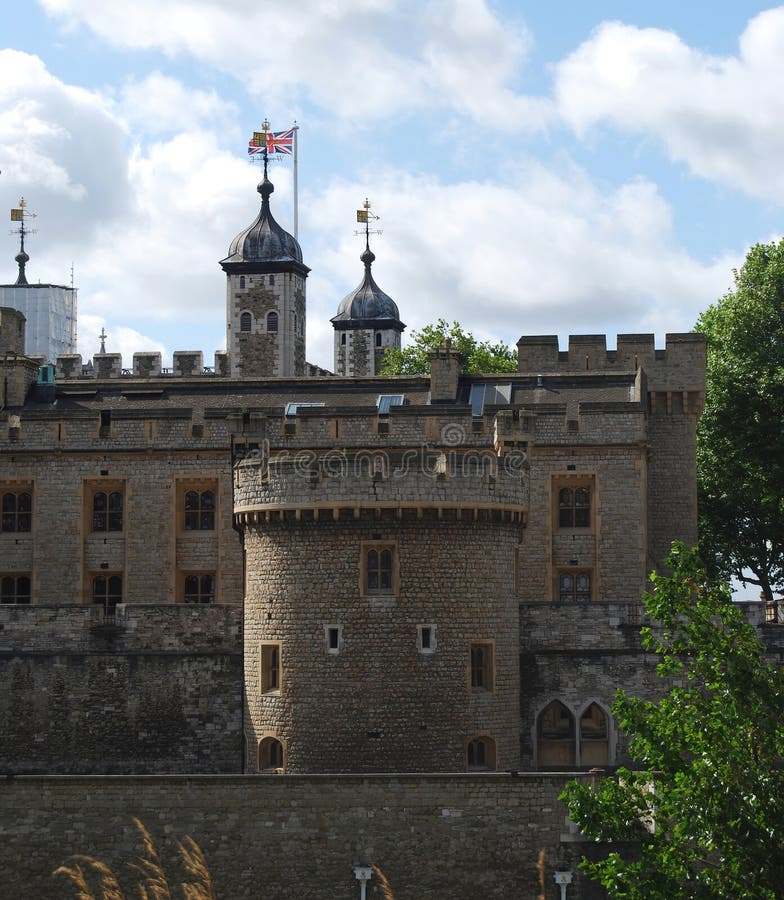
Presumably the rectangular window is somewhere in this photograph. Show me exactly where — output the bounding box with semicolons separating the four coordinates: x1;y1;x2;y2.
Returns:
261;643;281;692
89;485;124;532
92;573;122;611
558;570;592;602
417;624;436;654
1;573;31;604
553;476;595;530
325;625;342;655
469;641;495;691
1;487;32;533
183;573;215;604
362;542;398;595
178;481;218;532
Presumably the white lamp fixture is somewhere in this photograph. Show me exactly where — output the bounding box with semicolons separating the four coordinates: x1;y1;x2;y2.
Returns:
354;865;373;900
554;870;573;900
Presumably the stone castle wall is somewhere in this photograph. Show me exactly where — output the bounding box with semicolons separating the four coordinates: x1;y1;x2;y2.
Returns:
243;512;522;773
0;773;602;900
0;605;242;774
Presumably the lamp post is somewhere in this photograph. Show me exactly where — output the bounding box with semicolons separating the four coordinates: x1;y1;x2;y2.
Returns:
554;870;573;900
354;865;373;900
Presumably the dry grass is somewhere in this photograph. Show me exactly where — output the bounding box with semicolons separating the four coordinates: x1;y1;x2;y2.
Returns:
54;818;215;900
536;848;546;900
372;864;395;900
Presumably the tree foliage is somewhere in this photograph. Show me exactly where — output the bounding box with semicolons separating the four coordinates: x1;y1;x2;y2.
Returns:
379;319;517;375
696;241;784;602
562;544;784;899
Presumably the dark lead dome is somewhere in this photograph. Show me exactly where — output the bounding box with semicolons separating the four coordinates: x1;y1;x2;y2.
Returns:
223;174;303;264
332;245;400;323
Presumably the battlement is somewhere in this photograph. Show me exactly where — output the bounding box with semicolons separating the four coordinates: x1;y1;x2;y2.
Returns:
234;449;528;524
54;350;231;379
517;332;706;392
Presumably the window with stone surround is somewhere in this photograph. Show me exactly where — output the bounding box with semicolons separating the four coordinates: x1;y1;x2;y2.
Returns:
558;570;592;602
469;641;495;691
183;573;215;604
537;700;575;767
417;624;436;654
1;488;32;532
1;574;31;604
261;643;281;692
361;542;398;596
258;736;284;772
552;475;595;530
92;574;122;612
537;700;609;768
240;311;252;332
325;625;342;655
466;735;496;770
91;487;124;532
266;311;278;333
183;487;216;531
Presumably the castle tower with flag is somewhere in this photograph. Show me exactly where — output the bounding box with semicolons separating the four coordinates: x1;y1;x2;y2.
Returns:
220;157;309;377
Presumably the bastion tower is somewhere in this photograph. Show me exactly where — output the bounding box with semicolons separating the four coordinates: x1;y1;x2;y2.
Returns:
235;344;528;774
220;160;309;376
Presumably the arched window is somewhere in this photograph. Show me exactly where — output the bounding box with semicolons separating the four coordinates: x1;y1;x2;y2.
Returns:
375;332;382;347
559;487;591;527
92;490;123;532
240;311;252;333
1;491;31;532
92;574;122;612
239;276;245;289
579;703;609;766
184;489;215;530
537;701;576;767
1;574;31;604
366;547;393;593
258;737;284;772
466;735;496;770
267;311;278;333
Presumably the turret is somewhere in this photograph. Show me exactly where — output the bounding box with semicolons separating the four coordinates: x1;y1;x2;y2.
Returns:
220;159;309;377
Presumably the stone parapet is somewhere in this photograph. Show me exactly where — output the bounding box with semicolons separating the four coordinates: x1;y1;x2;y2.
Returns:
234;450;528;523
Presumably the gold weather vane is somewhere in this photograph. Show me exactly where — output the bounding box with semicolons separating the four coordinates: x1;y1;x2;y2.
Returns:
9;197;38;286
354;198;382;244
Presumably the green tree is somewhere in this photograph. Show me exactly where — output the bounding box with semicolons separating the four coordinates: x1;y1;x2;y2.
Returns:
379;319;517;375
562;544;784;899
696;241;784;602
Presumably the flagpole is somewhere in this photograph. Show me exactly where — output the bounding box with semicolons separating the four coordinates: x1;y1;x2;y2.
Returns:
292;122;299;240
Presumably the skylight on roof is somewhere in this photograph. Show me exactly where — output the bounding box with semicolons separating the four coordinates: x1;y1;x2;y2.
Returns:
377;394;405;414
284;402;326;417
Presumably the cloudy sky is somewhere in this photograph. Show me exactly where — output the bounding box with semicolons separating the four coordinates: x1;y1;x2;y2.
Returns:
2;1;783;370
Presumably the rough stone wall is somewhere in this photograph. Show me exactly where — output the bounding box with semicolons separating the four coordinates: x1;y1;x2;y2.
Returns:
349;328;371;376
0;606;242;774
646;405;698;573
0;306;26;354
0;774;603;900
243;512;522;773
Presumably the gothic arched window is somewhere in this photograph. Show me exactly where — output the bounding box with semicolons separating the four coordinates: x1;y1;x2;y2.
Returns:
537;701;576;767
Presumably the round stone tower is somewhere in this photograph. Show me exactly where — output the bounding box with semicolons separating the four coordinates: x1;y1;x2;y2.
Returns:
331;240;404;376
235;431;527;774
220;162;309;377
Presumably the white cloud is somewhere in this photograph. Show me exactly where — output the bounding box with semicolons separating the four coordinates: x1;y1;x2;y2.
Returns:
302;162;737;368
119;73;239;136
554;9;784;201
39;0;549;129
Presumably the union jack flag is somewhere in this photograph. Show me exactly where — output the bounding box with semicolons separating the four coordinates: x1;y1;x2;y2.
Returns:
248;128;295;156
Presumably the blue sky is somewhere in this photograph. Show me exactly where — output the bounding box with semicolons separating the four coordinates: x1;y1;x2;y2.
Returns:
2;1;783;373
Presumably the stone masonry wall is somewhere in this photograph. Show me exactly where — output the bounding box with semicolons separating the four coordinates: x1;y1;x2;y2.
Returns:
0;774;603;900
243;513;522;773
0;605;242;774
